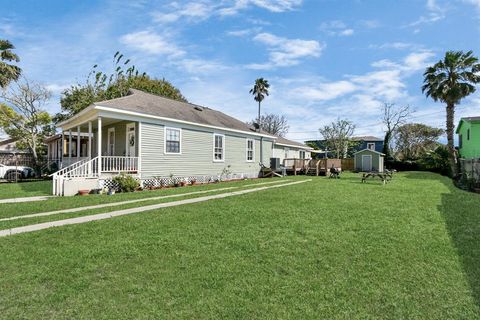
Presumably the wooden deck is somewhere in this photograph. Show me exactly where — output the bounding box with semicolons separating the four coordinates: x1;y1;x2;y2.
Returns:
281;158;343;176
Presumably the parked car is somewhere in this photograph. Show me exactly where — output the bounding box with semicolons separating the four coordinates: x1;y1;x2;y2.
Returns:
0;164;34;181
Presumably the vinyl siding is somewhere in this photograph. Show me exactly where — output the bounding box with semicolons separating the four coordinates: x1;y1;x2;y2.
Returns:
273;145;310;164
141;122;273;178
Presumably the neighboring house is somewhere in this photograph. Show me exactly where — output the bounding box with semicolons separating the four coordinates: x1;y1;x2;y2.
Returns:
0;138;33;167
273;136;312;164
305;136;383;158
45;132;91;168
53;89;311;195
351;136;384;153
456;117;480;159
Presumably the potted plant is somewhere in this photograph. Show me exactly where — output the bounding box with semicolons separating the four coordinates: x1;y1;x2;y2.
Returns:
78;189;89;196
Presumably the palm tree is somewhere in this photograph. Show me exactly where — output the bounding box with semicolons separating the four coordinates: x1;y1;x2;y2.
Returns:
0;39;22;89
249;78;270;131
422;50;480;176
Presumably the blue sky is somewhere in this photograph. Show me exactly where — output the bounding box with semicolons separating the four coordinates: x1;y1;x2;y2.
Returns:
2;0;480;142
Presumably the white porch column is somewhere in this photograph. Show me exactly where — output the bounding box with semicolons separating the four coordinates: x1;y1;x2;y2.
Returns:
88;121;92;159
97;117;102;175
68;129;72;163
61;131;65;167
138;121;142;178
77;125;81;160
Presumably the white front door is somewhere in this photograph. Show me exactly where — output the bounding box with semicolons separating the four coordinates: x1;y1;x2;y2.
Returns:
126;123;136;157
362;155;372;172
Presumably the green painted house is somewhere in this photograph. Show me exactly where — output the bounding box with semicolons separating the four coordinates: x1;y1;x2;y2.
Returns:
456;117;480;159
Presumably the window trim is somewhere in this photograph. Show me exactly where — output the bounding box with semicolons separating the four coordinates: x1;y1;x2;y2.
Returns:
107;127;115;156
367;142;375;150
246;138;255;162
299;150;305;159
164;127;182;155
284;147;289;159
213;133;225;162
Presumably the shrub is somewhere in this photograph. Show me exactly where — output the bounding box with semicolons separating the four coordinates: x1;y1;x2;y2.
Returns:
419;145;451;177
112;174;139;192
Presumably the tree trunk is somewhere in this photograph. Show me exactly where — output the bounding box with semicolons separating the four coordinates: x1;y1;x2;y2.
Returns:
383;131;391;159
257;101;261;131
446;103;457;177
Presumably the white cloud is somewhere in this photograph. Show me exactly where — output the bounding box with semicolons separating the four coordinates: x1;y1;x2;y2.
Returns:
370;42;418;50
152;0;303;24
120;31;185;57
465;0;480;8
247;32;324;69
152;2;212;24
407;0;446;27
292;81;358;101
319;20;355;36
226;28;261;37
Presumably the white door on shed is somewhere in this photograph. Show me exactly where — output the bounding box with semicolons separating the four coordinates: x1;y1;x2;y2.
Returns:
362;155;372;172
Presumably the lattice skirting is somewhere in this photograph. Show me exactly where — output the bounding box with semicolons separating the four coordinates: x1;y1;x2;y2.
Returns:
99;172;259;191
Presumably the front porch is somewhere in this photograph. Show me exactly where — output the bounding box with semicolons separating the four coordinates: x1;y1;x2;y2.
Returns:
51;116;141;195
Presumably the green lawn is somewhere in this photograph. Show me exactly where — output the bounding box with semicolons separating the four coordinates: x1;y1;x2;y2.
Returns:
0;180;52;199
1;172;480;319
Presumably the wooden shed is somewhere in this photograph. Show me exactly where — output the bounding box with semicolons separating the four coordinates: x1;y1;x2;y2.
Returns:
354;149;385;172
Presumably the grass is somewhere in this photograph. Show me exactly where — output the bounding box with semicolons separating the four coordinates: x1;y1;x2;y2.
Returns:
0;180;52;199
1;172;480;319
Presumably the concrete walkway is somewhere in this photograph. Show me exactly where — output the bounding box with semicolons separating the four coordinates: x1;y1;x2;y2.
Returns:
0;186;237;222
0;196;53;204
0;179;309;237
0;179;290;222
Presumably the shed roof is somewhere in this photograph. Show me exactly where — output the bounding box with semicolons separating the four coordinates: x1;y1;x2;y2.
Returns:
354;148;385;156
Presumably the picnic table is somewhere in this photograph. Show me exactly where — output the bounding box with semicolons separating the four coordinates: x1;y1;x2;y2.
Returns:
361;170;394;184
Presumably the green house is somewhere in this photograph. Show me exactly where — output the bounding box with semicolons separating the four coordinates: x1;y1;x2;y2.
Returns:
456;117;480;159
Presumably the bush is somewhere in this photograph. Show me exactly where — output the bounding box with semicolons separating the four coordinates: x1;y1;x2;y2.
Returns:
112;174;139;192
418;145;451;177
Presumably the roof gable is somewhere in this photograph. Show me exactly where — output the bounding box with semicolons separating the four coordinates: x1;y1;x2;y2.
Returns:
354;148;385;156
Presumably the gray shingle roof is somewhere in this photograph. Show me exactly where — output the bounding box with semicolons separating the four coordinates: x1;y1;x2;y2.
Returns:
274;136;311;148
94;89;310;148
96;89;265;135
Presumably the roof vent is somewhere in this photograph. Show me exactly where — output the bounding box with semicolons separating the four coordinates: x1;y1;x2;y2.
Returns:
194;106;204;111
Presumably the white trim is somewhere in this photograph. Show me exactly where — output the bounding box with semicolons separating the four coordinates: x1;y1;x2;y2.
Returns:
367;143;375;150
107;127;115;156
213;133;225;162
354;148;385;156
362;154;373;172
274;142;313;150
246;138;255;162
284;147;290;159
94;105;276;139
125;122;136;157
164;127;182;155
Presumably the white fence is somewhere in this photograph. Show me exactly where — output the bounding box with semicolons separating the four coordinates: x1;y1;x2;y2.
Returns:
460;158;480;181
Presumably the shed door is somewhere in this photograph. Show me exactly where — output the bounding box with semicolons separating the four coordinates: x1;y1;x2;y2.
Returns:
362;155;372;172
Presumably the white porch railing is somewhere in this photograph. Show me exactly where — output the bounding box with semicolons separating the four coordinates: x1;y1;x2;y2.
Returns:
51;156;139;196
101;156;138;173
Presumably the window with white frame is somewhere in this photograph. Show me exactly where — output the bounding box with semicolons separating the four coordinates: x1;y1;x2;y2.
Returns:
246;139;254;161
299;150;305;159
367;143;375;150
107;128;115;156
284;147;289;159
214;134;224;161
165;127;181;154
